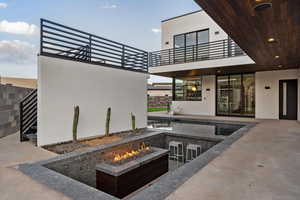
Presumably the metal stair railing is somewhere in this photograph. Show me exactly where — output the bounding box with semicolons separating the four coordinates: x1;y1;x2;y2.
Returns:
20;89;37;142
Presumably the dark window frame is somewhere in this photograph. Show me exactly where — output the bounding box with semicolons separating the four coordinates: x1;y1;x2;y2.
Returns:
173;29;210;49
172;77;203;102
215;72;256;118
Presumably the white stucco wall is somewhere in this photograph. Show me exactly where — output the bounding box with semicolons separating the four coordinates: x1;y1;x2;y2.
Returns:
161;11;228;50
170;70;300;119
172;75;215;116
37;56;147;146
255;69;300;120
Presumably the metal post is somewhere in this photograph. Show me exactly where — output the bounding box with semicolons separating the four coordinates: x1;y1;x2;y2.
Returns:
228;38;231;57
192;45;195;62
173;49;175;64
146;52;149;72
184;46;186;63
196;44;198;61
172;78;176;101
121;46;125;67
148;53;151;67
89;35;92;61
40;19;43;55
223;40;225;58
168;49;171;65
19;102;24;142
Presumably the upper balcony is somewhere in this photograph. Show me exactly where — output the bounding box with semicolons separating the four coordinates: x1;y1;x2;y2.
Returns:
149;39;255;75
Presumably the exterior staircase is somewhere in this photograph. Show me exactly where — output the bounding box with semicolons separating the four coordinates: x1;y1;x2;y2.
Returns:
20;89;37;142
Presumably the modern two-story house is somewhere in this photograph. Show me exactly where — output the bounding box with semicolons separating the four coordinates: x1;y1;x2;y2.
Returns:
149;10;300;120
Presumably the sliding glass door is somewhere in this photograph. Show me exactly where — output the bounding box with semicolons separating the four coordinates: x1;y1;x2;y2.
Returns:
217;76;230;115
217;74;255;117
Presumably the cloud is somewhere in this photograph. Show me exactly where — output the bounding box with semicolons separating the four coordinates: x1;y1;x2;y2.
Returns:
0;40;37;64
0;20;38;36
102;3;117;9
0;2;7;8
151;28;161;34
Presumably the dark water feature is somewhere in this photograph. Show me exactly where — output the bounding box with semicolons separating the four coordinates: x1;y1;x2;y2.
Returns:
148;118;243;137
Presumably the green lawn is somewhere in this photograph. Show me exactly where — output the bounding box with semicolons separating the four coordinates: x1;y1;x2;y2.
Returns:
148;107;168;112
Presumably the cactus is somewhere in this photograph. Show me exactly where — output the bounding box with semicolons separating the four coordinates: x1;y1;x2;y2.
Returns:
105;107;111;137
131;113;137;134
72;105;80;142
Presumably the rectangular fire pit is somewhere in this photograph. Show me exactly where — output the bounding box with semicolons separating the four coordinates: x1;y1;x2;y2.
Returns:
96;147;169;198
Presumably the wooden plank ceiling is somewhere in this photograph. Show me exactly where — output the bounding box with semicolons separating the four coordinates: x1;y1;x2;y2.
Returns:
194;0;300;68
153;64;298;78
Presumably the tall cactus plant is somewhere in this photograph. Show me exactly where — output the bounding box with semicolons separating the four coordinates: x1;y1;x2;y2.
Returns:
105;107;111;137
72;105;80;142
131;112;137;134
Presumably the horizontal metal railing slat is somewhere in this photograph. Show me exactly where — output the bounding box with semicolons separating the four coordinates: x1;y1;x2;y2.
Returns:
41;19;148;72
149;39;245;67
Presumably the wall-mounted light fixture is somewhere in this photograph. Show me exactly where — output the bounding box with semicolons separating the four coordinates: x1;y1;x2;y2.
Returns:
265;86;271;90
191;86;197;92
267;38;276;43
251;0;272;11
215;31;220;35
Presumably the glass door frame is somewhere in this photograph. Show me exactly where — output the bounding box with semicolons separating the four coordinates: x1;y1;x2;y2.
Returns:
215;73;255;118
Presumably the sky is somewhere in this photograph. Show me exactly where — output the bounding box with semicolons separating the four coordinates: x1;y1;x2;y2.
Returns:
0;0;200;83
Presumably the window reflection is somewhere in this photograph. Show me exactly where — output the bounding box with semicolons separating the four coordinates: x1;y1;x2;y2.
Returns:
174;29;209;63
174;77;202;101
217;74;255;117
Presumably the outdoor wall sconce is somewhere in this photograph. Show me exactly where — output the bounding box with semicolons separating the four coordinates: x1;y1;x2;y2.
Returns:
192;86;197;92
206;88;211;92
265;86;271;90
165;41;169;45
214;31;220;35
251;0;272;11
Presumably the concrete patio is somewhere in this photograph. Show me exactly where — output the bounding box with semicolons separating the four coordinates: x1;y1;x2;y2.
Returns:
0;133;70;200
1;118;300;200
167;119;300;200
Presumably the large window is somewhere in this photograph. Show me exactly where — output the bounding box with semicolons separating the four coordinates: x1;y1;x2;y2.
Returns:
174;29;209;63
173;77;202;101
174;29;209;48
217;73;255;117
174;34;185;48
197;30;209;45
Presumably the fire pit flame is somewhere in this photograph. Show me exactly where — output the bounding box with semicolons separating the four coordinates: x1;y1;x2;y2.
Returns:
113;143;150;162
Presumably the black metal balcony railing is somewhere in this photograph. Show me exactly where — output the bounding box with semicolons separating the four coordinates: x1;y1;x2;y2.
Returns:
149;39;245;67
40;19;148;73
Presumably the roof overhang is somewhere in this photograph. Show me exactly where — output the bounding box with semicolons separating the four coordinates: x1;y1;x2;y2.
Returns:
151;63;298;78
194;0;300;69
